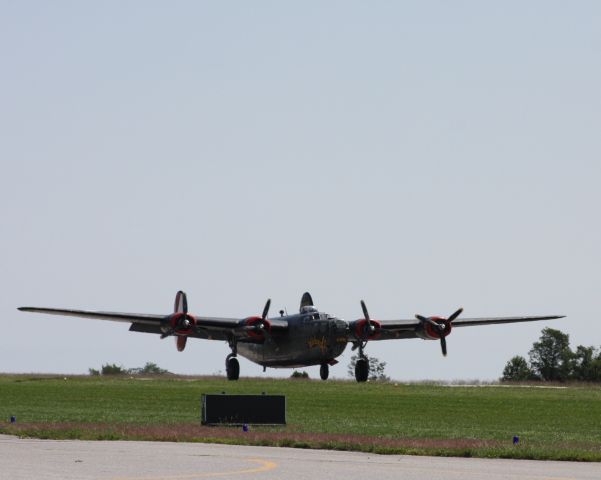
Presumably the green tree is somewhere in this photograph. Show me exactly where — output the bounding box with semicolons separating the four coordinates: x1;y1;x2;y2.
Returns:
101;363;126;375
347;354;390;381
528;328;573;382
572;346;601;382
591;356;601;382
501;355;534;381
129;362;170;375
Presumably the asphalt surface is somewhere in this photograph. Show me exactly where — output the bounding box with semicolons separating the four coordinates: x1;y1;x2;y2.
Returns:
1;434;599;480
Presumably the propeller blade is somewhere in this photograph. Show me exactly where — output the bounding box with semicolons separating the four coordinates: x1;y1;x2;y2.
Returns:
416;311;453;356
176;336;187;352
360;300;370;321
262;299;271;320
360;300;375;336
174;291;188;314
423;317;440;329
241;322;265;333
440;334;447;356
448;307;463;322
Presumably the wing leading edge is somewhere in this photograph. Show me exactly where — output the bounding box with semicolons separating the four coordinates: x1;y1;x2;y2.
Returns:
362;314;564;340
18;307;164;325
17;307;288;341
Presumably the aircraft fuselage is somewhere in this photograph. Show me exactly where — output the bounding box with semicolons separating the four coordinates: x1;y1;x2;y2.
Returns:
238;311;349;368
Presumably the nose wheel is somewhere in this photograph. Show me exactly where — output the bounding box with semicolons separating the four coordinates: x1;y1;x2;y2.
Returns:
320;363;329;381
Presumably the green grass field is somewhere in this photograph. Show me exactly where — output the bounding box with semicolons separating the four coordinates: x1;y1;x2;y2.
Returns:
1;375;600;461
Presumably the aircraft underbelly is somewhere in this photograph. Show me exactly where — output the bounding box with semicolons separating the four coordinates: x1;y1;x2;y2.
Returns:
237;334;347;368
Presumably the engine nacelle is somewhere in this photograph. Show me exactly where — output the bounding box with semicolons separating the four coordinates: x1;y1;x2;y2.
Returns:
354;319;382;340
166;312;197;336
244;316;271;340
163;291;197;352
416;316;453;340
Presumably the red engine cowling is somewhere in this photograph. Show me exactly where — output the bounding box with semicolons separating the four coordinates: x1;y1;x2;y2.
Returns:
416;316;453;340
169;312;197;335
163;291;198;352
354;319;382;340
244;316;271;340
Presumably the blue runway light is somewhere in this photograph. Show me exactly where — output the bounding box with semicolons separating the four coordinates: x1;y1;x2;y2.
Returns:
513;436;519;445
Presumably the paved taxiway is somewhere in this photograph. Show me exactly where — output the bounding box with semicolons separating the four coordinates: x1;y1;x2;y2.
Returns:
1;434;599;480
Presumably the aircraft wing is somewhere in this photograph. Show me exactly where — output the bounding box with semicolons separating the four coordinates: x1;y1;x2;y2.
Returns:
18;307;288;342
352;314;564;341
18;307;166;325
449;315;565;327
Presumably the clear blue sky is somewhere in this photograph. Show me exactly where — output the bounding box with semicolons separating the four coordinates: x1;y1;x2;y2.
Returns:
1;1;599;380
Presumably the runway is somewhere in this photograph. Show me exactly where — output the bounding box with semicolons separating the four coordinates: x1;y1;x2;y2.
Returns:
1;434;599;480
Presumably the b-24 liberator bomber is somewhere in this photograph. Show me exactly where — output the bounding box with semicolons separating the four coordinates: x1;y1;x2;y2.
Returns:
19;292;563;382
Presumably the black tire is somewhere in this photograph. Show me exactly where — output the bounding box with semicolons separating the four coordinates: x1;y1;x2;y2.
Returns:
320;363;329;381
226;357;240;381
355;357;369;383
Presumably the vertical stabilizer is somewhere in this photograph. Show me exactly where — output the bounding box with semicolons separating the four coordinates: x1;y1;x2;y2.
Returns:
300;292;314;312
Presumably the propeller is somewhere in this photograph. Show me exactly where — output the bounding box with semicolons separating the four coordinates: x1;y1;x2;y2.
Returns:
243;298;272;340
256;298;271;332
352;300;380;350
360;300;376;337
416;308;463;356
161;291;194;340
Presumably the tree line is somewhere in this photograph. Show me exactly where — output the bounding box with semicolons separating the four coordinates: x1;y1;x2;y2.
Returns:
502;327;601;382
89;362;170;376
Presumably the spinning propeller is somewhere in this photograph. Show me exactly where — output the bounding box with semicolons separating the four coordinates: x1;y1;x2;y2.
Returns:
415;308;463;356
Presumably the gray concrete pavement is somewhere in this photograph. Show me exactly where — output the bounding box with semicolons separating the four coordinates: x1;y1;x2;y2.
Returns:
0;434;599;480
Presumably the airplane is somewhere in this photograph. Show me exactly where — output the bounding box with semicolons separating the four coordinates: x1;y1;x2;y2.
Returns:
19;291;564;382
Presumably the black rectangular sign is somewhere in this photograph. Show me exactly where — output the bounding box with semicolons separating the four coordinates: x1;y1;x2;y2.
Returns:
201;394;286;425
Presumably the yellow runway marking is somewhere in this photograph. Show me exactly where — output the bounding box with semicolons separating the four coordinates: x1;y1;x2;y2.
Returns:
111;458;277;480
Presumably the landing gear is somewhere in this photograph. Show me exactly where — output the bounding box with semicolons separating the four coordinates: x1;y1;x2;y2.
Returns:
353;340;370;382
226;339;240;381
320;363;329;381
355;356;369;382
226;354;240;381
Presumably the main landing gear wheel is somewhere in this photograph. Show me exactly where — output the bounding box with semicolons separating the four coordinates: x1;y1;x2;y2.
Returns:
320;363;329;381
355;357;369;383
226;356;240;381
